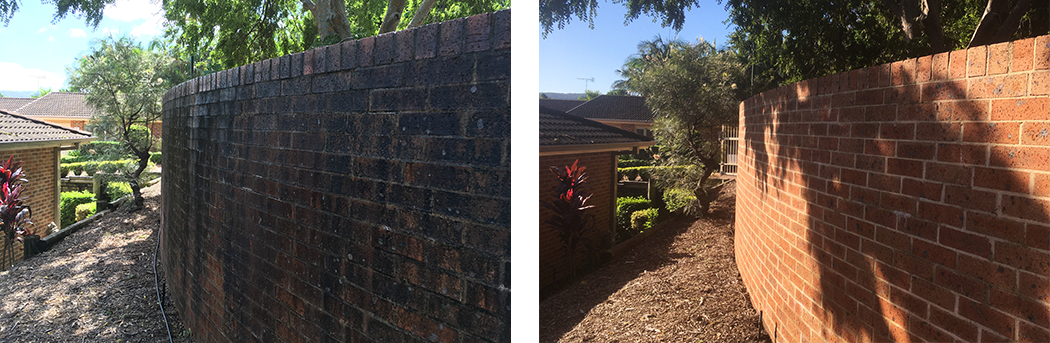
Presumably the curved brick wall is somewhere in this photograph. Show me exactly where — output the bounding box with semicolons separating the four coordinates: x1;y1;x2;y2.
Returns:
737;35;1050;342
160;11;510;342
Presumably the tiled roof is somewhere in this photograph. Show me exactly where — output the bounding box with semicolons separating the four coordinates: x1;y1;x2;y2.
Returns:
539;98;585;112
0;109;93;144
567;95;654;122
13;92;97;119
540;106;652;146
0;98;35;112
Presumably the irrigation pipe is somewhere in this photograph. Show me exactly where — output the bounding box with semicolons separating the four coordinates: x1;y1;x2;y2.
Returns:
154;230;173;343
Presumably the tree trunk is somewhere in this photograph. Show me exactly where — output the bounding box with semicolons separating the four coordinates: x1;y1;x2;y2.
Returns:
379;0;408;34
408;0;438;28
969;0;1010;47
129;151;150;210
921;0;948;53
302;0;354;40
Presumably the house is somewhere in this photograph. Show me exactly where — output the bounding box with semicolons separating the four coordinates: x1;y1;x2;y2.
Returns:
7;92;162;140
538;98;585;112
0;109;94;267
564;95;656;137
539;106;654;294
0;97;36;113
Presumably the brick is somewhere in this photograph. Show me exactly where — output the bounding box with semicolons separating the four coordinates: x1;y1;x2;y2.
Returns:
1032;70;1049;95
990;145;1050;172
913;238;957;268
902;178;942;202
961;297;1016;339
916;55;932;82
896;141;935;160
967;210;1026;244
974;166;1029;194
990;98;1050;120
879;122;913;140
1036;35;1050;70
1019;320;1050;343
988;41;1011;75
926;162;972;186
892;59;916;86
990;287;1050;327
995;241;1050;275
936;143;986;165
1013;37;1035;72
966;119;1022;145
866;104;898;121
940;267;986;301
1018;271;1050;304
886;158;922;178
915;122;961;142
968;45;987;77
950;49;968;79
968;74;1029;98
465;13;491;52
439;18;464;56
918;201;964;228
942;227;992;259
931;51;950;80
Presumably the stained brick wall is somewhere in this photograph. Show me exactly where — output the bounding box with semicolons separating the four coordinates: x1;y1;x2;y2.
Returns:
539;152;617;292
160;10;509;343
737;35;1050;342
0;147;58;268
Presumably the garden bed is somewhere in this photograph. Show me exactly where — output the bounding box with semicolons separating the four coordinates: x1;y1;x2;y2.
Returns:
540;181;772;342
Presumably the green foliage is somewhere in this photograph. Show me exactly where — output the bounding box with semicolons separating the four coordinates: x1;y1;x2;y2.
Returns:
60;191;94;228
630;208;660;233
578;90;601;100
75;202;97;222
617;159;655;168
540;0;699;37
61;159;137;177
618;165;692;181
150;152;162;165
30;87;52;99
663;188;696;213
107;182;133;201
616;196;652;239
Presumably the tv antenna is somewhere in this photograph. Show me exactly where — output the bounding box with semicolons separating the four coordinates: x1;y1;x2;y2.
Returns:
577;77;594;91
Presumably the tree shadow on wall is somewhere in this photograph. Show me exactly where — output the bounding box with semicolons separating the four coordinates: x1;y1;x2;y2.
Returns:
747;61;1050;342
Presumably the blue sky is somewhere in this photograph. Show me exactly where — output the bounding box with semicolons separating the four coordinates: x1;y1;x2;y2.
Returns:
0;0;164;94
539;2;736;94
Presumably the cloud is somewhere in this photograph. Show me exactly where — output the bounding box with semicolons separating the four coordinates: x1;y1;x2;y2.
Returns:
69;28;87;38
0;62;66;92
105;0;164;37
48;36;55;42
38;27;47;33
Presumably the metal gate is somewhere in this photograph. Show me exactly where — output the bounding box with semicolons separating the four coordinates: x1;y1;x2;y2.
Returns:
720;125;739;175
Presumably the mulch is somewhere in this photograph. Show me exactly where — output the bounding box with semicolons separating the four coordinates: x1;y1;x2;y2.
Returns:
539;181;773;343
0;181;194;342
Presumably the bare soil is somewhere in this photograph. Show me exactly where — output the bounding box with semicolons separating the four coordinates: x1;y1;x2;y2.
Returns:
0;181;194;342
540;181;773;343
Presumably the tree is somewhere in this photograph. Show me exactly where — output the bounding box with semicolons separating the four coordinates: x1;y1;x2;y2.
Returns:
66;37;177;210
542;0;1049;91
30;87;52;99
163;0;510;69
1;0;115;27
540;92;550;98
616;38;745;214
577;89;601;100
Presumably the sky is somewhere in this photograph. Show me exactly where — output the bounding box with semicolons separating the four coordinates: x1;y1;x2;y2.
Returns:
539;2;736;95
0;0;165;94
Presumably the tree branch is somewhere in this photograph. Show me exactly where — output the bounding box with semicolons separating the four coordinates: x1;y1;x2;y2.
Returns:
379;0;407;34
991;0;1032;44
408;0;437;28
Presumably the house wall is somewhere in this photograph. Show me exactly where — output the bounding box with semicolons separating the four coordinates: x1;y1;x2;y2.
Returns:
736;35;1050;342
0;147;59;268
539;151;616;292
161;10;510;343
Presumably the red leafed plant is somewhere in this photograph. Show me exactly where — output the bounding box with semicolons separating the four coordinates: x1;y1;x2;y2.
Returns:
542;159;595;280
0;155;34;267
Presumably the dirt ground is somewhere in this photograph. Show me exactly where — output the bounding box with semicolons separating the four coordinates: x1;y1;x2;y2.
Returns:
540;181;773;343
0;181;194;342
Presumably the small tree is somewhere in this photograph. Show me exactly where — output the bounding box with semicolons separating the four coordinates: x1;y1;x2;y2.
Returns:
542;159;595;280
0;156;34;268
67;37;176;210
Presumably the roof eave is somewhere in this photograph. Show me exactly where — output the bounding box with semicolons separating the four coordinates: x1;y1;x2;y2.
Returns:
540;141;655;156
0;137;97;151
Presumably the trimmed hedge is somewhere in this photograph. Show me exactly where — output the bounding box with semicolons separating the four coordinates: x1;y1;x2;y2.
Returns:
630;208;660;233
663;188;697;213
617;165;692;181
107;181;133;201
617;159;655;168
75;202;97;222
60;191;94;228
616;196;653;240
61;159;137;177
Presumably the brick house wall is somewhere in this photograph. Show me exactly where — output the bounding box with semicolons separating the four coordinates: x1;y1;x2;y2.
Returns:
736;35;1050;342
0;147;59;267
539;151;616;292
161;10;509;343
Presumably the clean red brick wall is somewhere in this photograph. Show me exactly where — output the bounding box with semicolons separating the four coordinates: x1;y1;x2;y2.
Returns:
161;10;509;343
737;34;1050;342
0;147;58;268
539;152;616;292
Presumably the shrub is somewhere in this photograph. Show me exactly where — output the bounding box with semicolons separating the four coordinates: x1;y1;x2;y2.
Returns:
150;152;161;165
617;165;692;181
75;141;130;161
630;208;660;233
75;202;97;222
663;188;697;213
617;159;655;168
61;159;137;176
60;191;94;228
107;182;133;201
616;196;652;239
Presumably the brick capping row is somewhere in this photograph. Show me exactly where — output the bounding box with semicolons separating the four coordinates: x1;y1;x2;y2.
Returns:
736;35;1050;342
161;10;509;343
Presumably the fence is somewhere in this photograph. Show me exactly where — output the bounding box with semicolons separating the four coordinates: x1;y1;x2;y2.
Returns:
721;124;739;175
